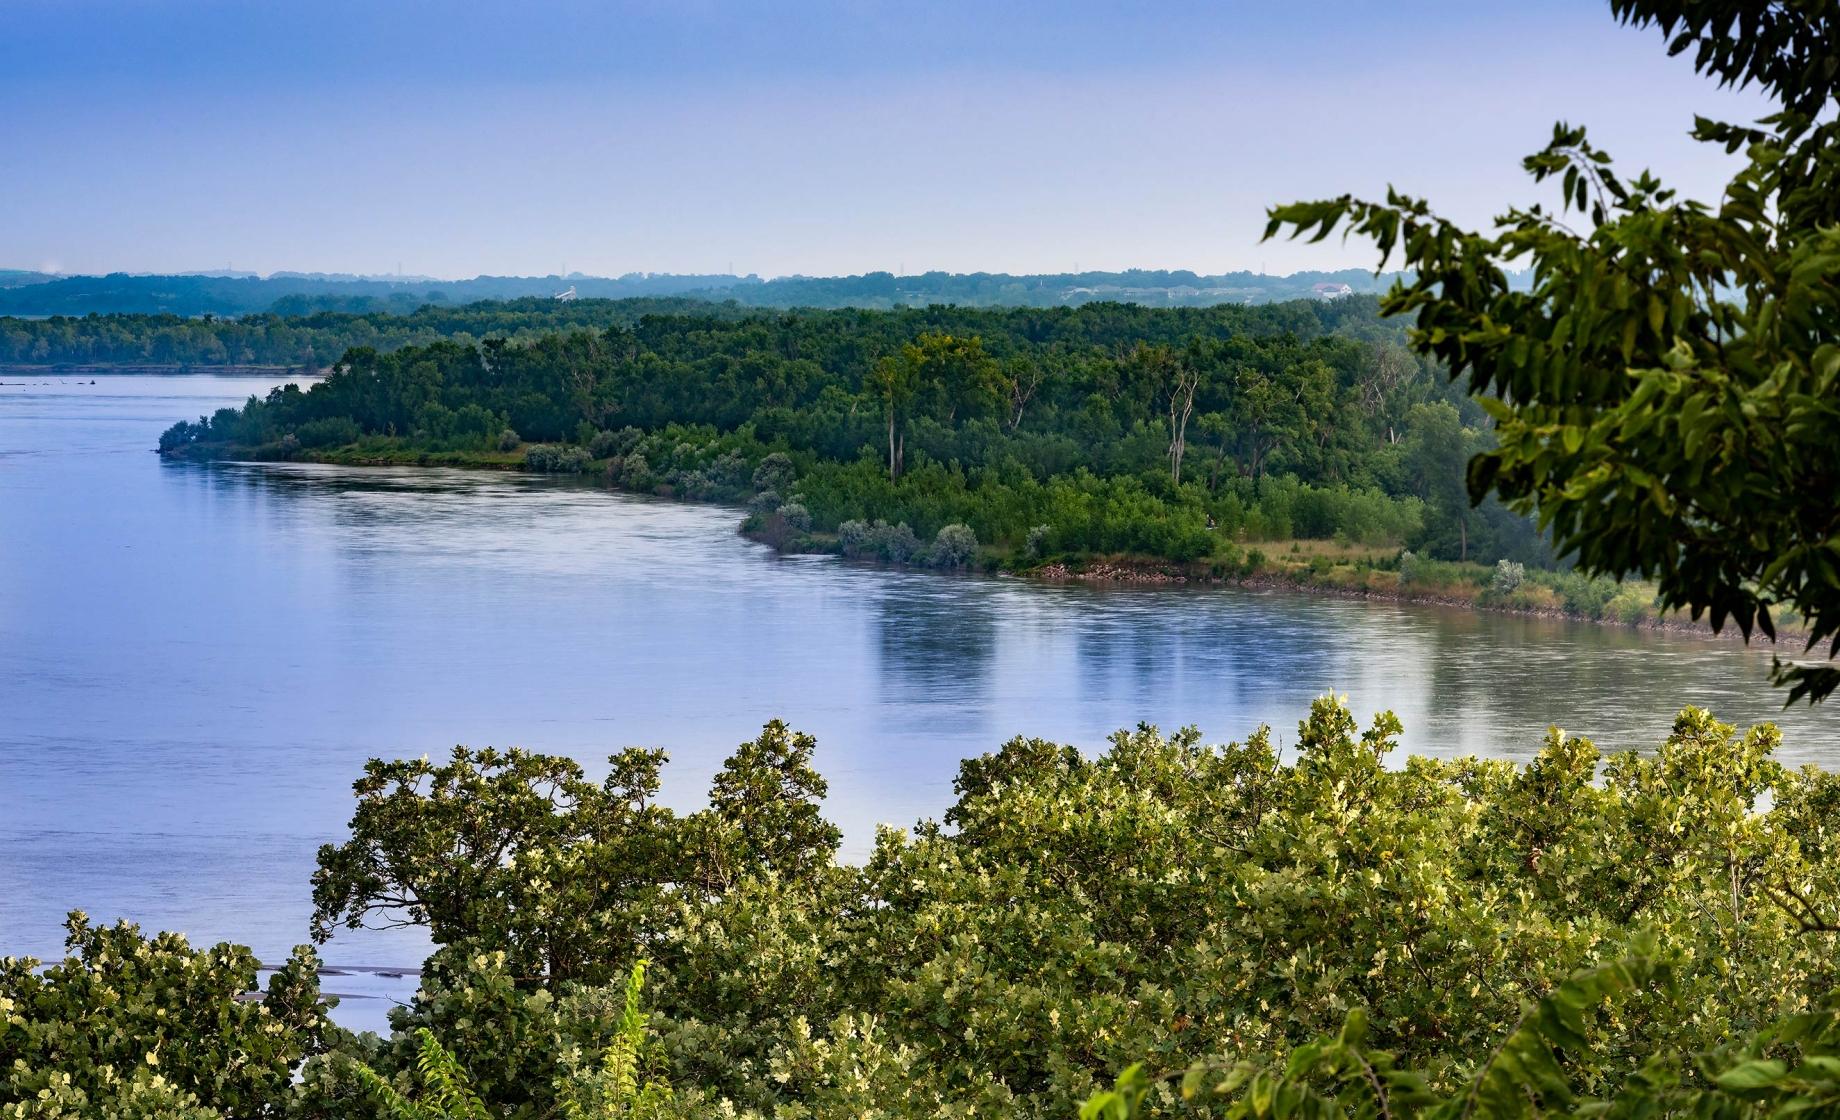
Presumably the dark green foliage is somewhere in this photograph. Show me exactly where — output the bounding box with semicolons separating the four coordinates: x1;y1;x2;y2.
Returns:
1093;947;1840;1119
296;416;363;450
309;722;837;988
1266;0;1840;699
750;452;797;495
0;298;729;365
153;298;1518;567
296;700;1840;1119
11;700;1840;1117
309;744;682;986
0;913;330;1118
347;1030;495;1120
836;518;922;563
589;426;643;461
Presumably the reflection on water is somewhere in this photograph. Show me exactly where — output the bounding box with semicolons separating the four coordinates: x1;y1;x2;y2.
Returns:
3;375;1836;1004
874;588;997;737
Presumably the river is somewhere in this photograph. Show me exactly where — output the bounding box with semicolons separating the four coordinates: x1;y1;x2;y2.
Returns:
3;373;1833;1027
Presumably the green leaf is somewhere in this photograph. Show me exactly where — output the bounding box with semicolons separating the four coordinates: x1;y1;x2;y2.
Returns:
1714;1059;1789;1092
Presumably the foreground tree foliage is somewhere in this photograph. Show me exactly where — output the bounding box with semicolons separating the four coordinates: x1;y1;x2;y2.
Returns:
309;721;838;988
1086;946;1840;1119
9;699;1840;1116
0;915;329;1118
331;700;1840;1118
1267;0;1840;701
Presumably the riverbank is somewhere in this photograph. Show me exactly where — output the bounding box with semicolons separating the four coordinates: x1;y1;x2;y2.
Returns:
737;497;1798;646
163;439;1793;647
1026;553;1784;643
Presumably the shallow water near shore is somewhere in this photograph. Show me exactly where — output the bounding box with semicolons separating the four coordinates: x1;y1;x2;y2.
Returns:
4;373;1835;1030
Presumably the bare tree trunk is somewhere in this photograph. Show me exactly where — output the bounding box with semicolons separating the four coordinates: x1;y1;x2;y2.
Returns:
1009;366;1043;431
1167;365;1199;486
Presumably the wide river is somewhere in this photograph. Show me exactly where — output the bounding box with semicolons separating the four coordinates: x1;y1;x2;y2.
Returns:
4;374;1835;1023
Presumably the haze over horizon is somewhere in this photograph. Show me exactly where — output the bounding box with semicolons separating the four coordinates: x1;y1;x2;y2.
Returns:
7;0;1769;280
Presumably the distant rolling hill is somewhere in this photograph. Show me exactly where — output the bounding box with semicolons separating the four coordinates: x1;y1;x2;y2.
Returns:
0;270;57;290
0;268;1414;318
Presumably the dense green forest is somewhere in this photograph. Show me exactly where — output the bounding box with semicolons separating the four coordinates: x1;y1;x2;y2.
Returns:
153;297;1553;570
0;268;1414;319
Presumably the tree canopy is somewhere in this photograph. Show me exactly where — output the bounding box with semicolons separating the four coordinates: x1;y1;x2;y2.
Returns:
154;298;1552;571
14;699;1840;1117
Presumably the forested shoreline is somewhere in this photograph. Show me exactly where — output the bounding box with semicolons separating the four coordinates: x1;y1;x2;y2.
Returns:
0;297;733;370
152;297;1567;576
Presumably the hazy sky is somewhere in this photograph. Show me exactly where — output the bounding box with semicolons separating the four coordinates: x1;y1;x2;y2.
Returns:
4;1;1771;278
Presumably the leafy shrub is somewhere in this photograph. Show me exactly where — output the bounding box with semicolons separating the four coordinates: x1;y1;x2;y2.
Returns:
751;452;796;495
873;520;921;563
705;450;751;492
316;958;675;1120
158;419;201;453
776;502;812;533
1395;550;1476;591
524;444;591;473
832;518;921;564
496;428;522;452
1285;481;1423;546
616;452;653;491
589;426;643;460
1546;570;1618;618
673;468;716;500
837;519;872;557
1490;558;1526;595
1607;583;1656;625
1025;524;1053;560
929;523;978;568
0;913;329;1118
17;699;1840;1119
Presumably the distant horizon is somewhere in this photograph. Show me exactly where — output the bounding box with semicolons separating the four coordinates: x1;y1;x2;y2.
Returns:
2;264;1413;284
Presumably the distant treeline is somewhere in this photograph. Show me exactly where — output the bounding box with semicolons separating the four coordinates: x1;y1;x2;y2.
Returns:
0;267;1421;318
159;297;1549;568
0;298;735;368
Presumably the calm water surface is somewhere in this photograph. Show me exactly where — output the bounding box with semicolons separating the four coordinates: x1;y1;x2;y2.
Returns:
3;374;1835;1019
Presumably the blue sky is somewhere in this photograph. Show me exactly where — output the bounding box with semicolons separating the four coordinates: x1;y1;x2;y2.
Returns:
3;1;1771;278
